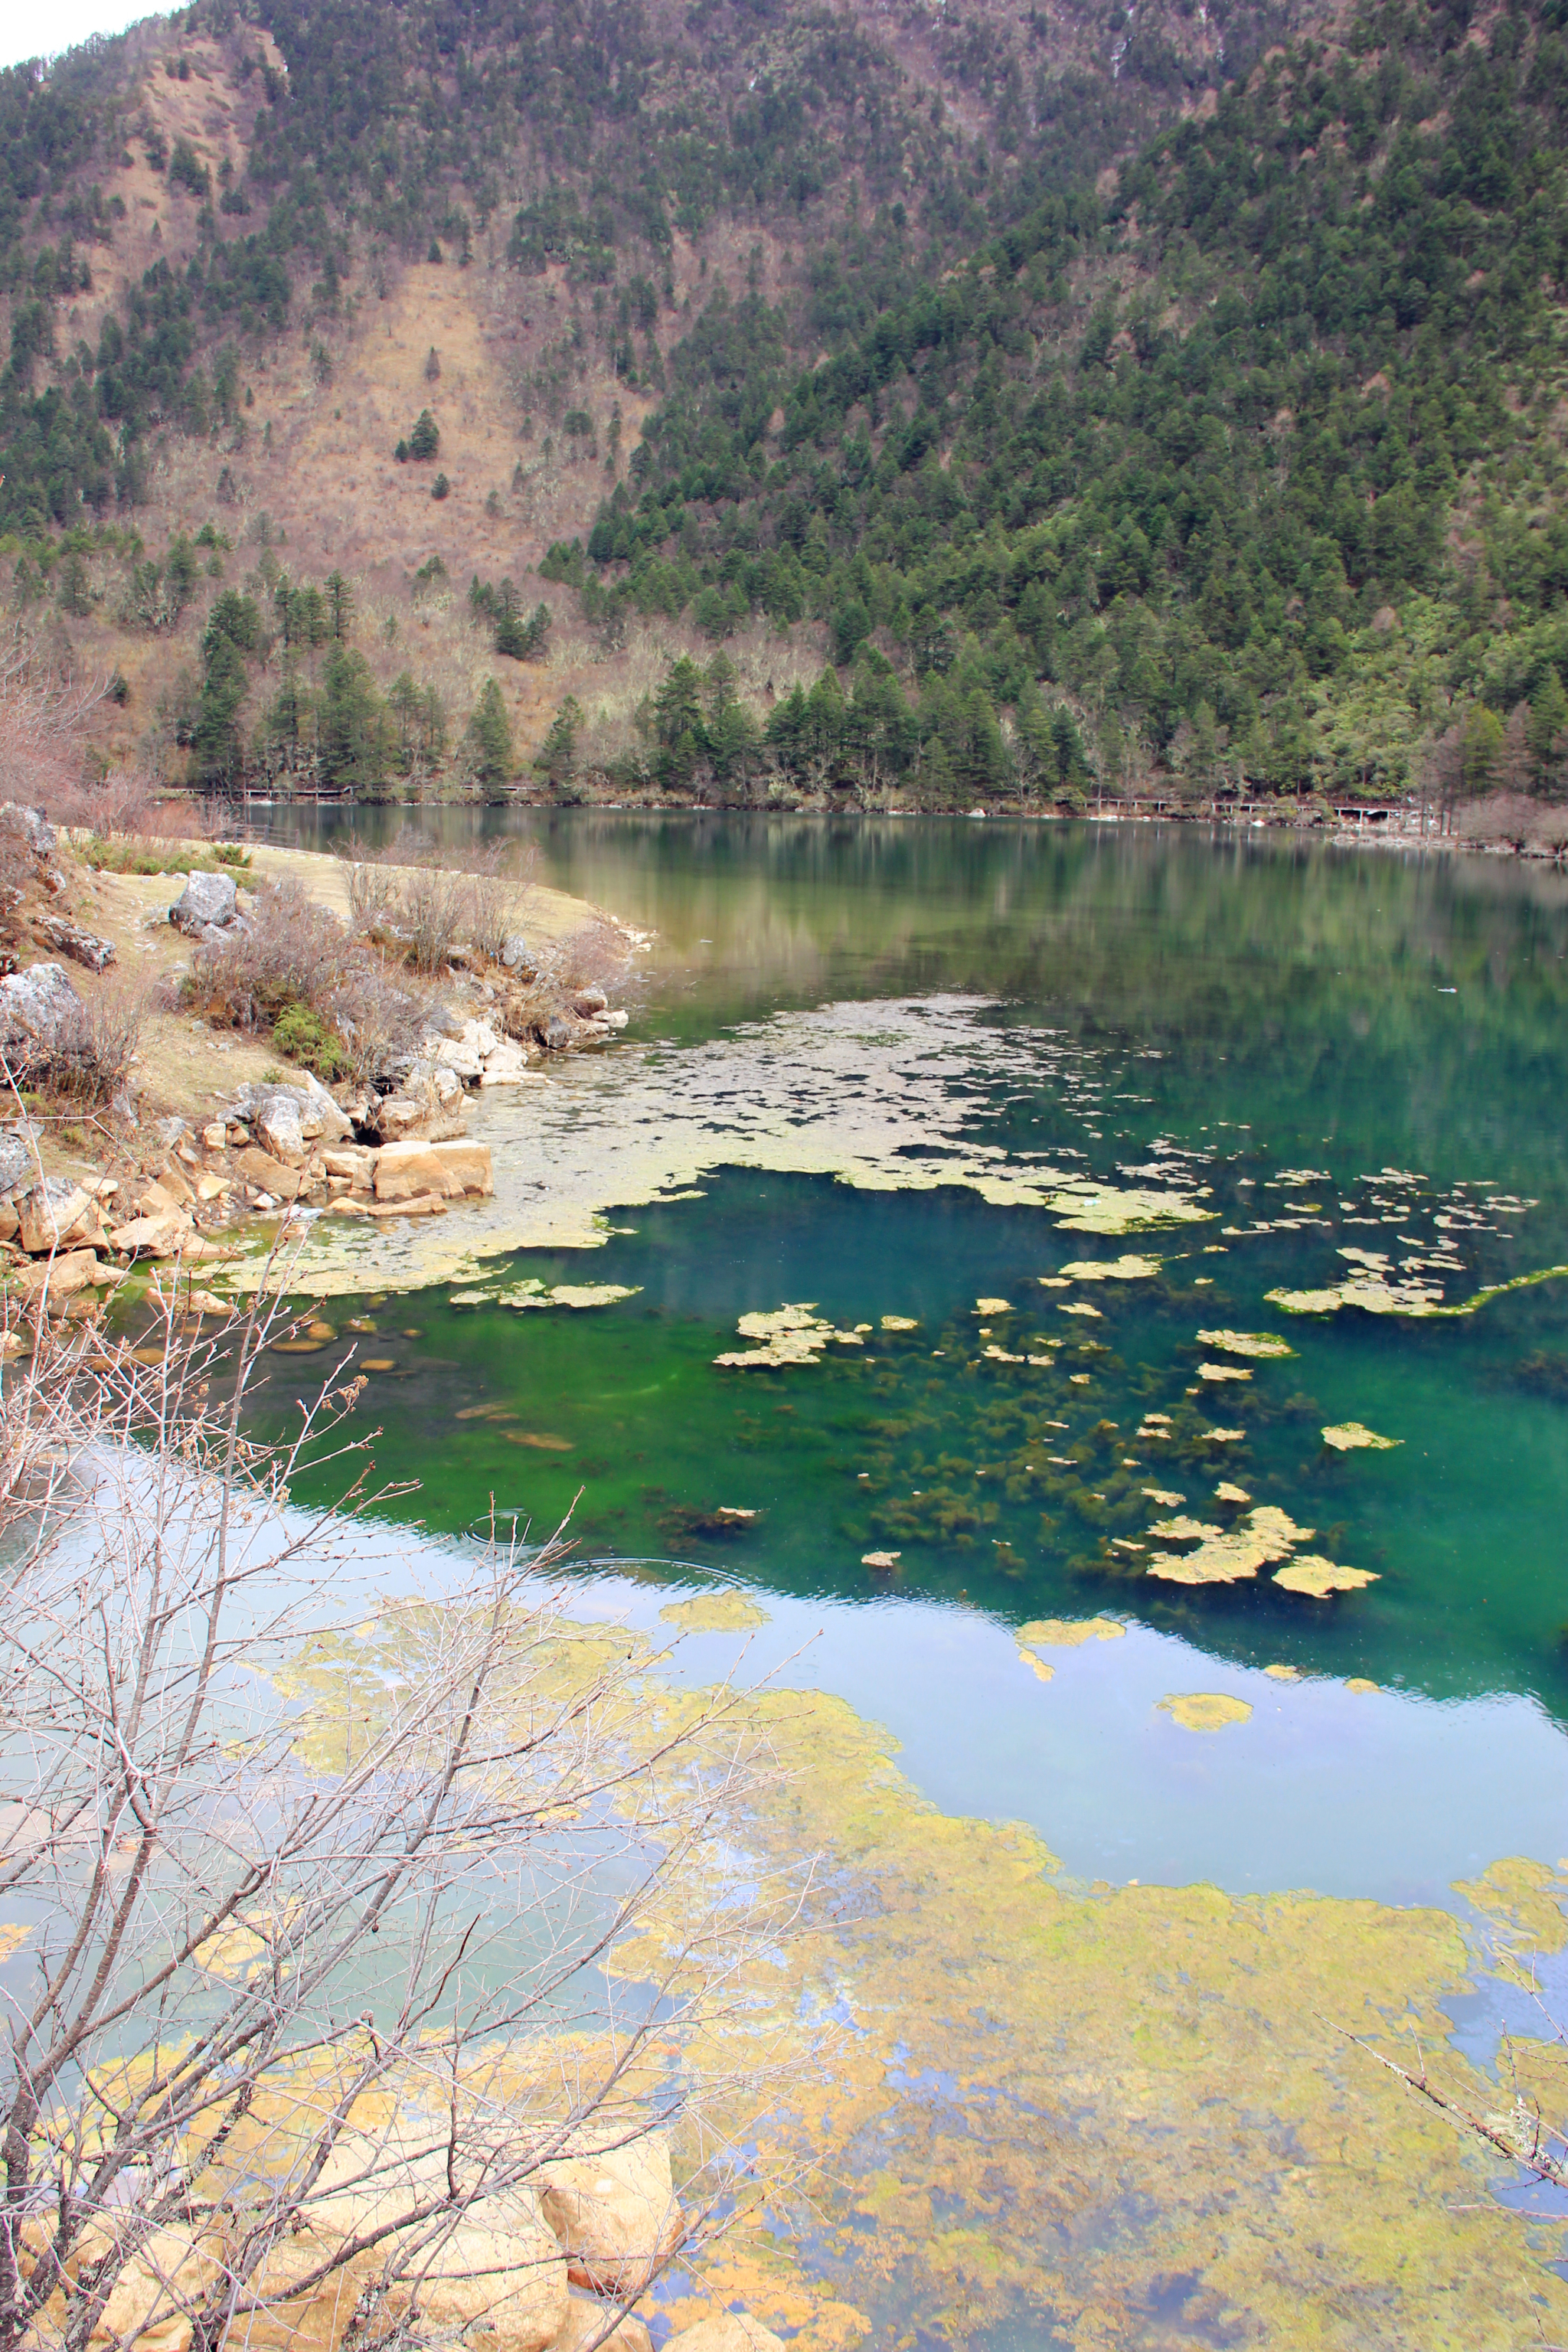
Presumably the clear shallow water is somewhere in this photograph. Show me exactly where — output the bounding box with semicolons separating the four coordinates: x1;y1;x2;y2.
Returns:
256;815;1568;1901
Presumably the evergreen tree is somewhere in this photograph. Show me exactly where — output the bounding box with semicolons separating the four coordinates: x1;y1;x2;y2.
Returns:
466;678;514;791
325;570;354;642
319;642;390;798
534;695;583;795
408;409;439;461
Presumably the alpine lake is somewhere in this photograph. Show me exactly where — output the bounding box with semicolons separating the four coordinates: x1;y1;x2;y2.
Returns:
247;811;1568;2350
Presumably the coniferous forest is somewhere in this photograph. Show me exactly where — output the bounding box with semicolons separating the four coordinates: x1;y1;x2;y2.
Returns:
3;0;1568;815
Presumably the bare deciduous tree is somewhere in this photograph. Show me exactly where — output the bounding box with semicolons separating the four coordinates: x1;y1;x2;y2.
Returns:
0;1288;798;2352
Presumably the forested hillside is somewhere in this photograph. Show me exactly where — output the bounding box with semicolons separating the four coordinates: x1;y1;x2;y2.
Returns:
2;0;1566;812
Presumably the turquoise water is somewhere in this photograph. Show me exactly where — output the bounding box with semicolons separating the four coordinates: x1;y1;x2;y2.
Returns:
256;815;1568;1899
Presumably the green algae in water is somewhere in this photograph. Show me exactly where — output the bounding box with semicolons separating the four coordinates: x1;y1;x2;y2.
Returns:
248;818;1568;1731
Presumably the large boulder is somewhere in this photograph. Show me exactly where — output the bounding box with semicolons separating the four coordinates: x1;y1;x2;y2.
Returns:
430;1139;493;1197
0;962;82;1055
18;1179;99;1255
170;871;237;935
661;2319;786;2352
31;915;116;973
233;1076;353;1161
538;2137;684;2300
376;2206;568;2352
551;2292;652;2352
0;802;56;861
88;2223;220;2352
11;1246;101;1299
0;1127;32;1197
255;1093;307;1168
374;1141;468;1204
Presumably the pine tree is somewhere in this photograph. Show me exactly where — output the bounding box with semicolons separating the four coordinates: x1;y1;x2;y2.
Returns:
534;695;583;795
466;678;514;791
325;570;354;642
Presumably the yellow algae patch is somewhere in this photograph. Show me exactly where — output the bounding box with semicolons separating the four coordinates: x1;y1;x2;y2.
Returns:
1142;1487;1186;1508
1263;1663;1300;1681
507;1430;573;1451
1272;1556;1380;1598
1215;1482;1251;1504
499;1280;642;1310
715;1302;835;1368
975;1296;1013;1315
1044;1183;1214;1235
1146;1504;1310;1586
880;1315;919;1331
1017;1648;1056;1682
1057;1300;1102;1318
1454;1858;1568;1953
1201;1426;1246;1442
1057;1255;1163;1280
1344;1677;1379;1694
659;1591;772;1633
862;1550;902;1571
1322;1423;1402;1452
1198;1362;1251;1382
1017;1616;1125;1649
287;1607;1568;2348
1156;1692;1253;1731
1196;1329;1295;1359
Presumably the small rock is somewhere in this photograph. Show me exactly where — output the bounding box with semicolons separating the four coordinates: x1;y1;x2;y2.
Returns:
322;1145;378;1186
235;1147;304;1200
169;871;238;936
374;1096;423;1139
500;934;533;972
606;1009;629;1030
430;1031;483;1081
201;1122;228;1152
573;988;609;1018
541;1016;573;1053
479;1039;531;1086
433;1066;465;1107
107;1214;194;1259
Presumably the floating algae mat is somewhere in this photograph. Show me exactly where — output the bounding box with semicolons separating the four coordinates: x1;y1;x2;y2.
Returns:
253;815;1568;2334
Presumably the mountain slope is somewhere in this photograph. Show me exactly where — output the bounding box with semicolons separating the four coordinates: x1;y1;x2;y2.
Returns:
2;0;1565;813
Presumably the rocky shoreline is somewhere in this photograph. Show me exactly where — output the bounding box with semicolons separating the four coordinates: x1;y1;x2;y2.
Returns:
0;807;635;1326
